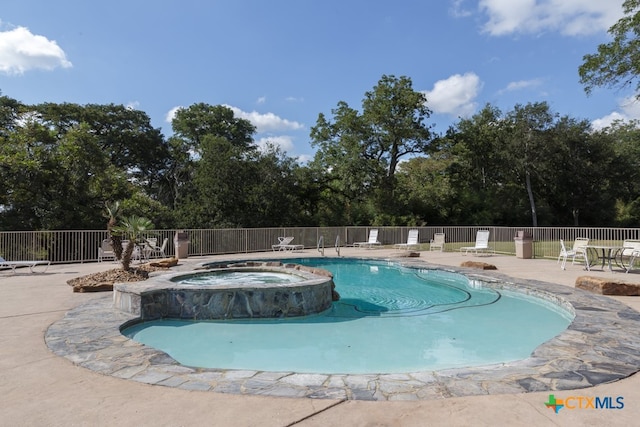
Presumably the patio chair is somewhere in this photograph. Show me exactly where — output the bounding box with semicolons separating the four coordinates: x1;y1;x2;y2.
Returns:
460;230;491;255
145;237;168;259
354;229;381;249
0;256;50;273
557;238;588;269
121;240;142;261
621;239;640;273
429;233;445;251
97;238;116;262
394;229;419;250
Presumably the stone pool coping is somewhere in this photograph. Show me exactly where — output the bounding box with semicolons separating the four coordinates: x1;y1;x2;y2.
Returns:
45;258;640;401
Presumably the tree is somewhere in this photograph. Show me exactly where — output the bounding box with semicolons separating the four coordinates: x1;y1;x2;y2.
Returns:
310;75;434;224
545;117;616;226
163;104;259;223
35;102;170;193
112;215;154;270
104;201;124;261
503;102;558;227
579;0;640;95
171;103;256;152
444;104;510;224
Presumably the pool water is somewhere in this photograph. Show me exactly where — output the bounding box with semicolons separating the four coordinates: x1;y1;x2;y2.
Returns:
172;271;305;286
123;258;573;374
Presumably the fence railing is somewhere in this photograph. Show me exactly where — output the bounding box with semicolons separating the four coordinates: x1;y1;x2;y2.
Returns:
1;226;640;264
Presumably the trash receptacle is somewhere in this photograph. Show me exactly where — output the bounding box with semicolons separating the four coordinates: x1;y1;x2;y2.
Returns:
174;231;189;259
514;231;533;259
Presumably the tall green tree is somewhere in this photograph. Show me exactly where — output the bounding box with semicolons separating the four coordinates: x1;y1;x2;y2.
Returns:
579;0;640;96
310;75;434;224
35;102;170;193
444;104;509;224
545;117;615;226
163;103;258;223
171;103;256;152
503;102;557;227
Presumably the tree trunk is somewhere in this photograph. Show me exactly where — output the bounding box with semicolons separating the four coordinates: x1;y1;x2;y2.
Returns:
525;170;538;227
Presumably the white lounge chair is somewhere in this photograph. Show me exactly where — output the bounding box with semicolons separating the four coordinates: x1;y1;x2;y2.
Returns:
394;229;419;250
354;229;381;249
272;237;303;252
0;256;50;273
429;233;445;251
460;230;491;255
97;238;116;262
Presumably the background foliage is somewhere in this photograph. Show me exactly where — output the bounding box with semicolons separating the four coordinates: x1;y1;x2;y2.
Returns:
2;75;640;230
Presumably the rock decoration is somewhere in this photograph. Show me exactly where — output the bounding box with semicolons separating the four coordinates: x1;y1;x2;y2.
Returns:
460;260;497;270
575;276;640;296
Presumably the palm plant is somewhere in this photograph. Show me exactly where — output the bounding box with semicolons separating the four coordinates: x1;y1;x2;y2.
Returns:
104;201;124;261
112;215;154;270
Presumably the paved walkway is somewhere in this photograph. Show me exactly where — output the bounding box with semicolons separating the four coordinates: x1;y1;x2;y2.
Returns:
1;249;639;426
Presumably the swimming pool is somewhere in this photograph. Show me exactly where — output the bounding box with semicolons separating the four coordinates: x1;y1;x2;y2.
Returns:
122;258;573;374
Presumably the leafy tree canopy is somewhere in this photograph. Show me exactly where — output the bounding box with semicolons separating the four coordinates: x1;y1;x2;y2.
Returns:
579;0;640;95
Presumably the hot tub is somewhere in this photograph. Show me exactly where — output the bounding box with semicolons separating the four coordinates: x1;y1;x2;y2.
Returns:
113;261;336;320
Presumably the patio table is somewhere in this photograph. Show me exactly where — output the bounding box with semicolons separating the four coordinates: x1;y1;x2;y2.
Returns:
584;245;630;272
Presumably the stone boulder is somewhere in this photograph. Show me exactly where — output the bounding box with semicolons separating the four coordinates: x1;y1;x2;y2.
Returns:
460;261;497;270
394;251;421;258
148;258;178;268
73;282;113;293
575;276;640;296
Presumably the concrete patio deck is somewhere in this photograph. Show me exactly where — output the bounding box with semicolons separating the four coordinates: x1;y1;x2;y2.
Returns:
1;248;639;426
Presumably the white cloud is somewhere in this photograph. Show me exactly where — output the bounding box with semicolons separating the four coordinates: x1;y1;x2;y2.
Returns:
296;154;312;164
450;0;473;18
256;96;266;104
256;135;294;152
165;106;183;123
223;104;304;133
498;78;543;94
479;0;624;36
0;25;71;75
591;95;640;130
591;112;626;130
422;73;482;117
165;104;304;136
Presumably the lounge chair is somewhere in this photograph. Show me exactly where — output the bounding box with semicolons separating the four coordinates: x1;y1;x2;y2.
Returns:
354;229;381;249
460;230;492;255
429;233;445;251
0;256;50;273
272;237;303;252
394;229;419;250
97;239;116;262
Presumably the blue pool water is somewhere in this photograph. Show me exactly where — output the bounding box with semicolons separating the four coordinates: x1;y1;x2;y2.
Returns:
123;258;573;374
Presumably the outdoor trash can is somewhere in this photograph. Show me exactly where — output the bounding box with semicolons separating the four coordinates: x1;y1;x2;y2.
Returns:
174;231;189;259
514;231;533;259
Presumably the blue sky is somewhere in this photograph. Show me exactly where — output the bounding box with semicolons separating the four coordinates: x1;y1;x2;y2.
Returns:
0;0;634;162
